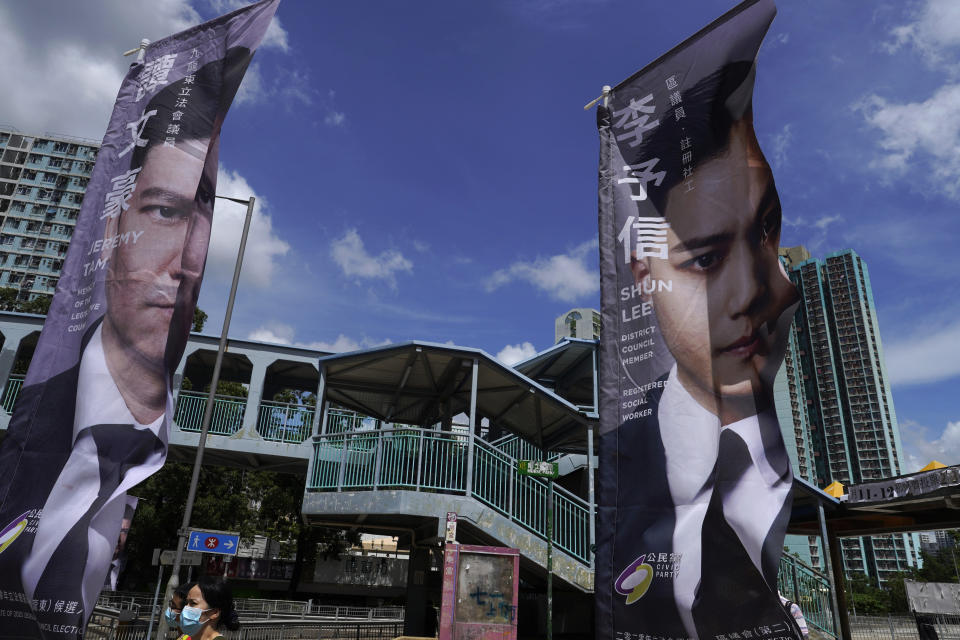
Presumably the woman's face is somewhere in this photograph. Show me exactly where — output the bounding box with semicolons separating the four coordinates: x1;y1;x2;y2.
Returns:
185;585;218;628
645;122;797;417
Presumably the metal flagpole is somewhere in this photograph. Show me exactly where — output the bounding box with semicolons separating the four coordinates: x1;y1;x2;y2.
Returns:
156;195;255;639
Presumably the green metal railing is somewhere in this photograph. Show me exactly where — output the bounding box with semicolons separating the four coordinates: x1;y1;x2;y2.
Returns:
257;400;314;444
308;427;592;564
488;433;561;463
778;553;838;638
1;375;24;413
327;408;380;434
174;390;247;436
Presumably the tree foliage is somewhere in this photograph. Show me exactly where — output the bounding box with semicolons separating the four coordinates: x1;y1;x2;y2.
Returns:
122;462;357;595
0;288;51;315
192;307;208;332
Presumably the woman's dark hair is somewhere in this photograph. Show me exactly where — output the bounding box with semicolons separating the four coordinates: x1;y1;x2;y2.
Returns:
173;581;195;603
197;576;240;631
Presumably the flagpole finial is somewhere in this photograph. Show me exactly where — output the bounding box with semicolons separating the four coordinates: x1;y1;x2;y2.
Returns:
584;86;612;111
122;38;151;63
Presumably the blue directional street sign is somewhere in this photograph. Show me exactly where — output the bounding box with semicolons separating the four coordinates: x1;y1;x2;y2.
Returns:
187;530;240;556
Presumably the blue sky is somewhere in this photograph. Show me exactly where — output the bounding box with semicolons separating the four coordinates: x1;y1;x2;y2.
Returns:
2;0;959;472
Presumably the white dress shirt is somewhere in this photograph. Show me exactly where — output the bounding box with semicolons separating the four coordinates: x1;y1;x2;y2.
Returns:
23;324;168;614
658;365;791;639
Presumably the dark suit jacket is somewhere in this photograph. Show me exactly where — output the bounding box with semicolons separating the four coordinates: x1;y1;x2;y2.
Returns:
0;317;163;639
596;379;802;640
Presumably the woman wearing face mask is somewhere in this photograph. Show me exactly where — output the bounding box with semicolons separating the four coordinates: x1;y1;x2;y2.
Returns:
163;581;195;640
180;576;241;639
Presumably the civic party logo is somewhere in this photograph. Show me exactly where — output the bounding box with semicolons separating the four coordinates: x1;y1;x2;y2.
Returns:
614;554;654;604
0;511;32;555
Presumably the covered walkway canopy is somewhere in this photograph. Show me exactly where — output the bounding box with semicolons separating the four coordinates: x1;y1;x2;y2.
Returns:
315;341;595;453
513;338;598;416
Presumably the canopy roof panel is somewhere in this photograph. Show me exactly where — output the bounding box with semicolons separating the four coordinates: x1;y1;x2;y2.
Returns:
513;338;597;412
319;341;594;453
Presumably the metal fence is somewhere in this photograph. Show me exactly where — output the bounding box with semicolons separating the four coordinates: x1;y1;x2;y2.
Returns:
256;400;315;444
1;373;24;413
174;391;247;435
848;613;960;640
308;426;592;564
86;612;404;640
778;553;837;638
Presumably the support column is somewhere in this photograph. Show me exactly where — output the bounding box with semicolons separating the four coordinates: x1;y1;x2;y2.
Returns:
403;542;441;637
818;502;850;640
464;359;478;497
0;326;37;397
312;364;327;436
587;423;596;568
238;353;270;439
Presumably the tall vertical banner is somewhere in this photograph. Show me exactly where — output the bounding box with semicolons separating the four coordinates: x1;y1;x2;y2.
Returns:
596;1;803;639
0;1;279;637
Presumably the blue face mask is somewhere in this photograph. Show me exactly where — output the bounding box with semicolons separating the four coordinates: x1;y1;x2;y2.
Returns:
180;606;213;635
163;607;180;627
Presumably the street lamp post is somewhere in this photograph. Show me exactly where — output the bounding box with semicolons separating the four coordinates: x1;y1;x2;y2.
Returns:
155;194;255;639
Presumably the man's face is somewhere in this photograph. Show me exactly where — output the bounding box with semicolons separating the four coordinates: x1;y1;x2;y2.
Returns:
104;141;213;371
645;121;796;406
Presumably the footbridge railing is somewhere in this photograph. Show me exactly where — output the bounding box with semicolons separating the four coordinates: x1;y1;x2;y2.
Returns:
307;427;592;565
778;553;838;638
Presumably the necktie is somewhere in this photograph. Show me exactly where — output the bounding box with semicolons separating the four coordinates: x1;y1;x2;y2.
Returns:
692;429;802;640
32;424;162;623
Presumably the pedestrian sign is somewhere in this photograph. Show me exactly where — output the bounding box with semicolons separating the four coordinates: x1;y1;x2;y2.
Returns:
187;530;240;556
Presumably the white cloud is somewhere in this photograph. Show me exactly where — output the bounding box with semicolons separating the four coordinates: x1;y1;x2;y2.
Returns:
485;238;598;303
207;166;290;288
900;418;960;472
235;62;265;105
324;111;346;127
885;0;960;67
330;229;413;287
246;323;390;353
0;1;288;140
496;342;538;366
206;0;290;52
854;84;960;199
885;319;960;386
767;124;793;169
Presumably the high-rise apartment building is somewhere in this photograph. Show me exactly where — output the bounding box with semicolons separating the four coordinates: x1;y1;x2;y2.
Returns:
776;247;919;584
0;127;100;301
555;308;601;343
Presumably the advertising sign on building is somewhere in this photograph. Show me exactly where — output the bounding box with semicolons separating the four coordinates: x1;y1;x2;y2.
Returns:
595;1;803;638
439;545;520;640
0;2;280;637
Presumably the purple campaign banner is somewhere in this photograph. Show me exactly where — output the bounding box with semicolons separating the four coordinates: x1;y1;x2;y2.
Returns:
0;1;279;637
595;1;803;639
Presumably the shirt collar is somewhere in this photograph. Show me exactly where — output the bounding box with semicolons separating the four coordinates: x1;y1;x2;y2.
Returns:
73;324;163;444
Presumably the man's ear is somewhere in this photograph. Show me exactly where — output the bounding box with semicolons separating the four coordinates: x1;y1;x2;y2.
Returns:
629;253;653;301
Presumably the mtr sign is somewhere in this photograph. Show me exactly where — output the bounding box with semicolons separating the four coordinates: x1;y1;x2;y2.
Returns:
186;530;240;556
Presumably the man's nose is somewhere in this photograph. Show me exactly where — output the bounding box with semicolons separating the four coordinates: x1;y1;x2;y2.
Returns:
170;216;208;280
725;244;769;319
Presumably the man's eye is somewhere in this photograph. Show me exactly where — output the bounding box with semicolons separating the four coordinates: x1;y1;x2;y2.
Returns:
146;205;186;221
682;252;722;271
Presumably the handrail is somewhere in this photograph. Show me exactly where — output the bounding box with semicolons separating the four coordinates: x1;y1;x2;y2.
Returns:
309;426;592;564
174;390;247;436
777;553;837;638
1;374;25;414
256;400;314;444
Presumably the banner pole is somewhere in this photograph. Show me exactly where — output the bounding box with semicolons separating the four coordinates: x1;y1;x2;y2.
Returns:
145;563;164;640
157;195;255;639
547;477;554;640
